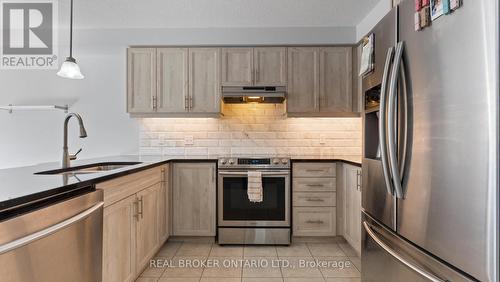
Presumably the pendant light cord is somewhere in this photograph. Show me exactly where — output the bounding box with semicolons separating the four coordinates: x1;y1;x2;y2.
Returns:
69;0;73;58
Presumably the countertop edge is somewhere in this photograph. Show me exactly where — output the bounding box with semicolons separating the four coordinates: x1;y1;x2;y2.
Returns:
0;157;360;214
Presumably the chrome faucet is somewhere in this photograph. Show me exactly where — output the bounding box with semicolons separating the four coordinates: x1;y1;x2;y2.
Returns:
62;113;87;168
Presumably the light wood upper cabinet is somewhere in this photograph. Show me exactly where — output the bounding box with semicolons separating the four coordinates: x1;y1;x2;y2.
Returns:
287;47;320;113
136;183;160;272
343;164;362;256
319;47;353;113
102;195;137;282
221;48;253;86
172;162;216;236
127;46;357;117
127;48;156;113
188;48;221;113
254;47;287;86
157;48;189;113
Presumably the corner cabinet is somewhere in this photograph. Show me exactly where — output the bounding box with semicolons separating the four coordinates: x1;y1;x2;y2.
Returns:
99;166;169;282
172;162;216;236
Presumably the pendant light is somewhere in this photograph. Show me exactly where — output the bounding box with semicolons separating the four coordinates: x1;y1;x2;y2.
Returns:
57;0;84;79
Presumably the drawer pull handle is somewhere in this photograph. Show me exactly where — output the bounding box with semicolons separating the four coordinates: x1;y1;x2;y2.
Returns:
306;169;325;172
306;220;324;224
306;184;325;187
306;199;324;202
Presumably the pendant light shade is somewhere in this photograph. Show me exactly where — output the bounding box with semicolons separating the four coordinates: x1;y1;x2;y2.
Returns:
57;57;84;79
58;0;84;79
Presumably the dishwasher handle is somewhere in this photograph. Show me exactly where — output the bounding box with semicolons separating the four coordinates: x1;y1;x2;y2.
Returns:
0;201;104;255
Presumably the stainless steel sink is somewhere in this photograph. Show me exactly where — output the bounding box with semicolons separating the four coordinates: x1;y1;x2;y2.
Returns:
35;162;143;175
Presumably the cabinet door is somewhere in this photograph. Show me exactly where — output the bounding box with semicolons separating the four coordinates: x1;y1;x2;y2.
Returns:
172;163;216;236
103;195;137;282
254;47;287;86
136;183;160;272
344;165;362;254
158;166;169;243
157;48;189;113
188;48;221;113
221;48;253;85
319;47;353;112
127;48;156;113
287;47;320;113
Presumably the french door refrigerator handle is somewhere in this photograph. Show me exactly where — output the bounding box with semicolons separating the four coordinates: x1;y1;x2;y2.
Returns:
399;50;409;181
388;42;405;199
363;221;446;282
0;201;104;255
379;47;395;196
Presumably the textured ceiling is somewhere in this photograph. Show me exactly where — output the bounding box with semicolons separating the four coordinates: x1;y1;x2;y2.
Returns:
71;0;382;28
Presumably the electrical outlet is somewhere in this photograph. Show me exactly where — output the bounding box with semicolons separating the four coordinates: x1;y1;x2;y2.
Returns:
184;135;194;146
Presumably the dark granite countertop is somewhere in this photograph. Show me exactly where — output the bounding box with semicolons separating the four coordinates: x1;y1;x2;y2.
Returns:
0;154;360;215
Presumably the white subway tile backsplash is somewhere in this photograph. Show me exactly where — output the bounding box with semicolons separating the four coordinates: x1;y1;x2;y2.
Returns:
139;104;362;158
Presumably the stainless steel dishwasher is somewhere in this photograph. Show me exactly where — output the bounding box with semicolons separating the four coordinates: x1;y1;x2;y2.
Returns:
0;189;103;282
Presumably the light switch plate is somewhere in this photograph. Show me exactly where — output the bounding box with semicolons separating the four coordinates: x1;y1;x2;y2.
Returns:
184;135;194;146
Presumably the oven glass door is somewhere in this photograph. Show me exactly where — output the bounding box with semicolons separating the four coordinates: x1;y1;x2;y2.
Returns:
218;171;290;227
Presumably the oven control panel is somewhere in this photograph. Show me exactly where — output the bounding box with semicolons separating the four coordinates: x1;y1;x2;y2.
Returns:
219;157;290;169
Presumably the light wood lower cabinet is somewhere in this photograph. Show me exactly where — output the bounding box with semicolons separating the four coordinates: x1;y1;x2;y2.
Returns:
172;162;216;236
343;164;362;255
292;162;337;237
158;165;169;243
103;195;137;282
99;167;169;282
135;183;160;272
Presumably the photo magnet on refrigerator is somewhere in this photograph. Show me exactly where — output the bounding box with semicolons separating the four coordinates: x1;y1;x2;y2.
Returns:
443;0;451;14
450;0;462;10
430;0;444;20
415;0;422;11
415;12;421;31
420;6;431;28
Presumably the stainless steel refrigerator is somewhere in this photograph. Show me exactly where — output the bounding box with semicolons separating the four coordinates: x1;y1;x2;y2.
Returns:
361;0;499;281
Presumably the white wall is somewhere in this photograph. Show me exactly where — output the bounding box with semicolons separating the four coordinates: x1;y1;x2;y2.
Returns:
0;0;381;168
356;0;393;41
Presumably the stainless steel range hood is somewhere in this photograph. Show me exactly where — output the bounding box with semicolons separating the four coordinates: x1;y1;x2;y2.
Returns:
222;86;286;104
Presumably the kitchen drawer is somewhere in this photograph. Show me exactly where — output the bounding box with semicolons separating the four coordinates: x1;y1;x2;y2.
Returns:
293;192;336;207
293;177;336;192
293;207;336;236
293;163;336;178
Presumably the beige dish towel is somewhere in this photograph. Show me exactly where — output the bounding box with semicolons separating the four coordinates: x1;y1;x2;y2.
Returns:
247;171;263;203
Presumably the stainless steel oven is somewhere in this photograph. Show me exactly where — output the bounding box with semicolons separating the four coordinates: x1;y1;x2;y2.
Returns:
217;157;291;245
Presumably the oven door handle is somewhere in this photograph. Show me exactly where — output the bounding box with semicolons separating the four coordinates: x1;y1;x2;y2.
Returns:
218;171;290;176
